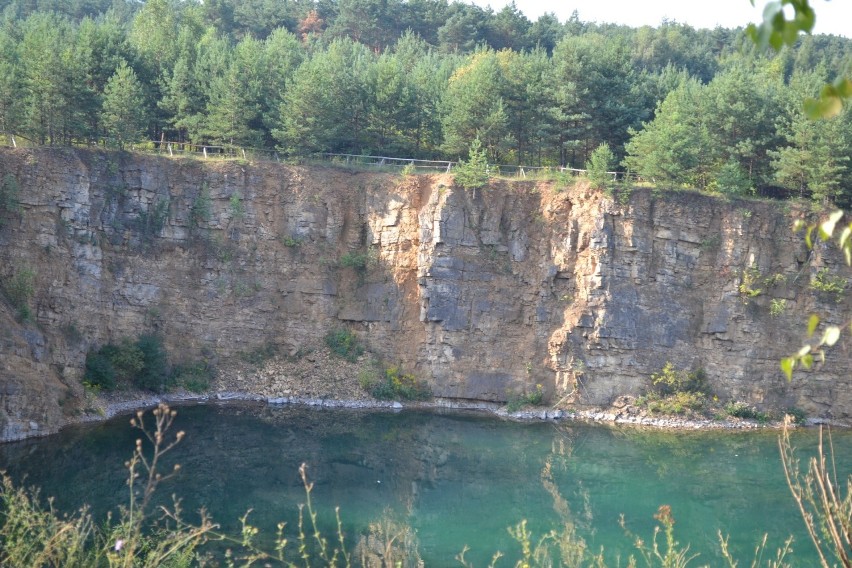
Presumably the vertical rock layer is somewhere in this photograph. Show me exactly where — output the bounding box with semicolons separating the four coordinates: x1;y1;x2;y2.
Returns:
0;148;849;440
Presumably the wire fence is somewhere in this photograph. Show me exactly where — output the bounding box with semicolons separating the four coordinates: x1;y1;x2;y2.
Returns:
0;133;641;182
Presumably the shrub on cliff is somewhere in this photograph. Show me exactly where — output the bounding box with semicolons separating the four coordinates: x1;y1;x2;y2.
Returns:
83;334;170;392
639;362;710;416
0;174;21;229
363;365;432;401
650;362;708;396
1;266;35;322
585;142;616;191
453;137;490;190
135;334;170;391
324;328;364;362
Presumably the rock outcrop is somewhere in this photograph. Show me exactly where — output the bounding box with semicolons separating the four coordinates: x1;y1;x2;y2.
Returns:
0;148;849;440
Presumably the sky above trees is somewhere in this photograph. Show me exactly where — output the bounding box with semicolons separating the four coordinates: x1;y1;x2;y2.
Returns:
469;0;852;37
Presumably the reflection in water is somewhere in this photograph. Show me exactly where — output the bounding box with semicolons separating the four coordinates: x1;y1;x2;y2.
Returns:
0;403;848;565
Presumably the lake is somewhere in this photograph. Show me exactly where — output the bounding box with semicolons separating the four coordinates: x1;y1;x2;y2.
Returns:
0;403;847;566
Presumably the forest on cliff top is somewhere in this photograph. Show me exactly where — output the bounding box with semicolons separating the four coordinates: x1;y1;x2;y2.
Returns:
1;0;852;206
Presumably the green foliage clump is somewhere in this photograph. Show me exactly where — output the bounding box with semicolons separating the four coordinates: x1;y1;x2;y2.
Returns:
189;184;212;229
585;142;616;191
360;365;431;401
324;329;364;362
811;267;846;302
0;174;21;228
281;235;302;247
650;362;708;396
738;265;764;303
639;362;709;416
770;298;787;317
641;391;707;415
229;191;245;221
724;401;768;422
453;138;490;190
1;266;36;322
699;234;721;251
784;406;807;424
170;360;215;393
238;342;279;366
135;199;169;244
506;384;545;412
134;334;169;391
713;159;753;196
339;251;371;270
83;349;119;391
101;61;149;149
84;335;170;392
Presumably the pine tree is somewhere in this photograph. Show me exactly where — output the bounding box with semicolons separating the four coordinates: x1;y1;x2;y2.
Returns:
453;137;490;190
585;143;615;190
203;36;264;147
441;49;508;161
101;61;149;149
274;39;373;155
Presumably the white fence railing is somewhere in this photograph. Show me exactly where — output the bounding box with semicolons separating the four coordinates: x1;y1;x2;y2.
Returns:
1;134;641;182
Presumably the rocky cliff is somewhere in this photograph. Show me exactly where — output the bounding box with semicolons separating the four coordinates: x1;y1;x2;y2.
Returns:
0;148;850;440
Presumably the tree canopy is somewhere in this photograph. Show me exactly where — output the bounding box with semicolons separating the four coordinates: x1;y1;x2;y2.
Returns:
2;0;852;206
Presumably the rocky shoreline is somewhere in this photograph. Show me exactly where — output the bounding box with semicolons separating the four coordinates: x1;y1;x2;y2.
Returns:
64;345;847;436
78;389;850;434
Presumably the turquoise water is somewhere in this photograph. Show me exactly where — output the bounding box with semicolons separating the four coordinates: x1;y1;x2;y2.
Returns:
0;403;849;565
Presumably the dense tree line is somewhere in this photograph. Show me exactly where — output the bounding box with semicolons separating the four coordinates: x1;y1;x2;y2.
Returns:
2;0;852;205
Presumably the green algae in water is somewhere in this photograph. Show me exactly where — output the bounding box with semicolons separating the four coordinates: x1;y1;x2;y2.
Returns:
0;404;848;566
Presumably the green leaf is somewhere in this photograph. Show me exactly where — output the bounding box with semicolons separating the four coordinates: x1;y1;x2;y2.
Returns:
836;77;852;98
805;90;844;119
822;326;841;347
780;357;795;381
819;210;844;240
805;226;814;249
801;354;814;369
792;219;806;232
838;225;852;249
807;314;820;337
794;3;816;33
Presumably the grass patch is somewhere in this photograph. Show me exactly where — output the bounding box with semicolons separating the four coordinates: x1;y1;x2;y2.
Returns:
238;342;279;366
324;329;364;362
506;384;545;412
170;360;215;393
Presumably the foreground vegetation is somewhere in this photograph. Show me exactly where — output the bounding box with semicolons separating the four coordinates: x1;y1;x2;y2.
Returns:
0;404;848;567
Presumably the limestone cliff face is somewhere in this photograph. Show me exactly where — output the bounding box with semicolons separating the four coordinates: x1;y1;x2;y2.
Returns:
0;148;849;440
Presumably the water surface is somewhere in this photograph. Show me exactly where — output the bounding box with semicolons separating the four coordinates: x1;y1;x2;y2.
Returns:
0;403;848;565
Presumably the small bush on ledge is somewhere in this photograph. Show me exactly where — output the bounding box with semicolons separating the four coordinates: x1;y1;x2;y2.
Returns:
638;362;709;416
359;364;431;401
506;384;545;412
325;329;364;362
84;335;213;393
